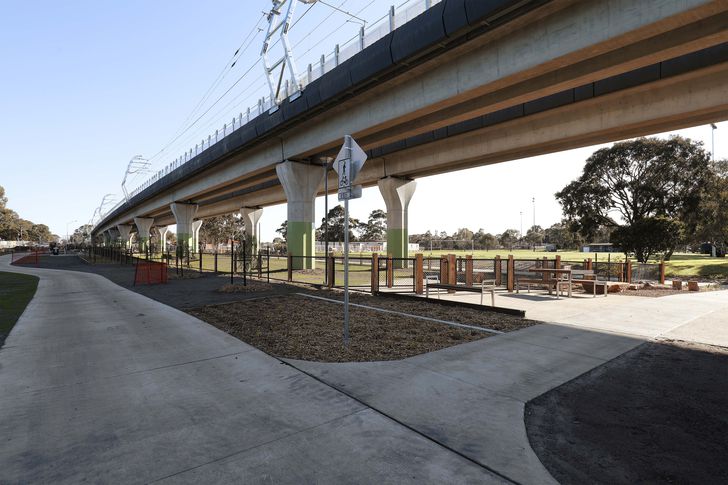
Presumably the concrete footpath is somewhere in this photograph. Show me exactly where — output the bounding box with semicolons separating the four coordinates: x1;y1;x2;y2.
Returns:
288;290;728;484
0;257;503;484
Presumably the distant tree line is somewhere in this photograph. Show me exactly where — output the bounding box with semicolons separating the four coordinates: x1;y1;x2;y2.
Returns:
0;185;57;244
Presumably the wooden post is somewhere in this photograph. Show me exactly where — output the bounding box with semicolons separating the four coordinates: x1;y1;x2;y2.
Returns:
555;255;561;269
495;255;502;286
659;260;666;284
371;253;379;294
507;255;515;292
587;258;593;270
415;253;424;294
327;255;336;288
448;254;456;286
287;254;293;282
440;256;449;284
465;255;473;287
626;259;633;283
387;255;394;288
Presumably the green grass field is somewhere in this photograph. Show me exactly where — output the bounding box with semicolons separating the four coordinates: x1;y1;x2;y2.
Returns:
0;272;39;344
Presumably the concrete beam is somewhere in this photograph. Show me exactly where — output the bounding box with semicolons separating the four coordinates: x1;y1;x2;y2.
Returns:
360;63;728;180
378;178;416;267
276;161;325;269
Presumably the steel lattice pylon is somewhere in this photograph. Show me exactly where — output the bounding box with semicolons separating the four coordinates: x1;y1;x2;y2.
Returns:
261;0;317;108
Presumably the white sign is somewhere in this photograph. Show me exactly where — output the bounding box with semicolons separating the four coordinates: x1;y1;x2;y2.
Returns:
333;135;367;201
331;135;367;345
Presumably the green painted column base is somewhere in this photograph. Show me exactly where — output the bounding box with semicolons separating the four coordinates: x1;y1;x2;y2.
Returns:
176;233;191;258
387;228;409;269
138;237;150;254
287;221;315;270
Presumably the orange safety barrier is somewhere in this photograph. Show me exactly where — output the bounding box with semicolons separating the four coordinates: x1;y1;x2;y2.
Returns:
11;250;39;266
134;259;168;286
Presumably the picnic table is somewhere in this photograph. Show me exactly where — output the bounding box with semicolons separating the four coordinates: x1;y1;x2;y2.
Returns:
516;267;573;298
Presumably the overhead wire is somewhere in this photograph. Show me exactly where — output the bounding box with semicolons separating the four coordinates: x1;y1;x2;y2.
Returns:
145;0;402;179
148;9;267;163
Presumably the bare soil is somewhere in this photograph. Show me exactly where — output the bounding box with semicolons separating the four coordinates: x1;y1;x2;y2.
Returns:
525;339;728;484
187;292;536;362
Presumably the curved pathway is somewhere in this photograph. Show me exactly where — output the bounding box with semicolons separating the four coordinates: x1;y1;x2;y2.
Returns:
0;256;502;484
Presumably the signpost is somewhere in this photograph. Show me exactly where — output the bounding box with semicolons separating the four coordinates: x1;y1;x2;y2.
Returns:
333;135;367;345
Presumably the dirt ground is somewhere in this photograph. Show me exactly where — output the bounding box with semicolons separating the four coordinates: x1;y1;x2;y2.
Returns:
525;339;728;484
188;293;535;362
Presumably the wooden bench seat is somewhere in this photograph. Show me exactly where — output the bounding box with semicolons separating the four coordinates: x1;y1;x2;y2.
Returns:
426;280;497;306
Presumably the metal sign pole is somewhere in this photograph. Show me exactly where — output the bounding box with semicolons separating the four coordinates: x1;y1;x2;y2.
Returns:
343;196;350;345
333;134;367;347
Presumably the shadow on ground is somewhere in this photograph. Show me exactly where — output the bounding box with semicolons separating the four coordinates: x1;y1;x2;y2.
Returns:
525;339;728;484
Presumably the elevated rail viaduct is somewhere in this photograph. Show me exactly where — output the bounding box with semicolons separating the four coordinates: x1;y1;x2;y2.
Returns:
93;0;728;268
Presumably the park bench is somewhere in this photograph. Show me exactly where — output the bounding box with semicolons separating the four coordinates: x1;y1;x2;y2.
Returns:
515;277;562;295
425;277;497;306
569;269;608;297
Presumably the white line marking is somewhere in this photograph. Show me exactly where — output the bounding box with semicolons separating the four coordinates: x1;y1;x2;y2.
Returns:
295;293;503;335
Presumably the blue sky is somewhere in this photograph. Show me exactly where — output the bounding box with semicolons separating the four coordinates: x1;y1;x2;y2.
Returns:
1;1;725;241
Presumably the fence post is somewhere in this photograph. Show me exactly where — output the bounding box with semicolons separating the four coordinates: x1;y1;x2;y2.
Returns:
287;254;293;282
371;253;379;294
440;256;448;284
465;255;473;287
199;251;203;273
555;255;561;269
214;251;218;273
626;259;633;283
495;255;502;286
507;255;515;292
415;253;424;294
387;255;394;288
659;260;666;284
448;254;456;287
327;255;335;288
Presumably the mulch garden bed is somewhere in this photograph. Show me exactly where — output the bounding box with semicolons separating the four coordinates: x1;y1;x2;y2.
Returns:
187;290;537;362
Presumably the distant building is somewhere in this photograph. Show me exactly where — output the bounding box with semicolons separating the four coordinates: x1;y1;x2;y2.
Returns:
582;243;618;253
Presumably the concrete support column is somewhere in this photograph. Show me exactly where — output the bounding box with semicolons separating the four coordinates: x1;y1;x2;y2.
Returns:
378;177;416;268
108;228;120;246
102;231;111;247
133;217;154;253
157;226;170;254
241;207;263;253
191;220;203;254
170;202;198;258
117;224;133;249
276;161;325;270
